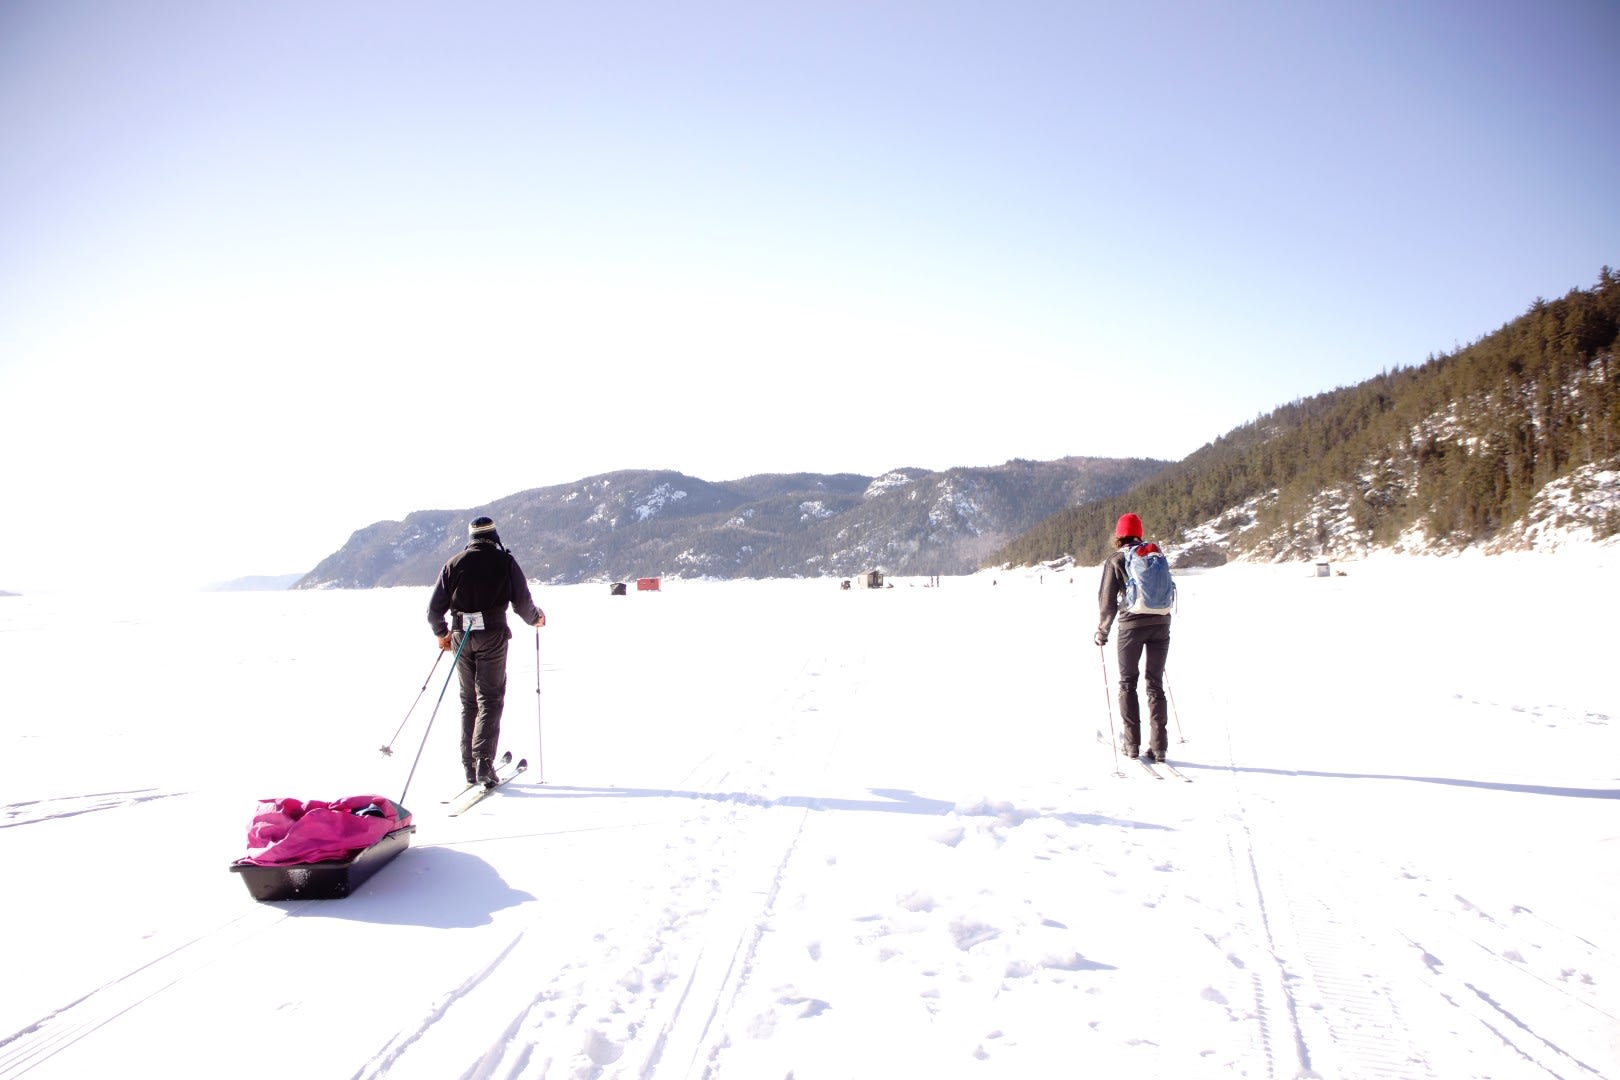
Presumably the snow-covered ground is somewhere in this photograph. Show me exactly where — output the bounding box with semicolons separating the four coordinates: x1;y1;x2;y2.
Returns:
1;553;1616;1079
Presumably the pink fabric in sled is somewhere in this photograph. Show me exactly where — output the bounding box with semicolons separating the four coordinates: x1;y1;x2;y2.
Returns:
237;795;412;866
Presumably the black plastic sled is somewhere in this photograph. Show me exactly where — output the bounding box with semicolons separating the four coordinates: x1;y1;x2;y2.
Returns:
229;824;415;901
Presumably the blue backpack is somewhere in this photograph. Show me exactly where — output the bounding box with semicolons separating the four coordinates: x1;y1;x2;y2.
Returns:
1122;542;1177;615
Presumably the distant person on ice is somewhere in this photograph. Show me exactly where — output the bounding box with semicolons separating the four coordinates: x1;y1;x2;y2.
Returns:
428;516;545;787
1094;512;1174;763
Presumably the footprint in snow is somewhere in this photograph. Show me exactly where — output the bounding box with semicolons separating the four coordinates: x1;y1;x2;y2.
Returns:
950;916;1001;950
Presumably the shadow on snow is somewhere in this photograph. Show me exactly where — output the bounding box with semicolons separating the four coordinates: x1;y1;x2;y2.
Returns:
1174;762;1619;800
504;783;1171;831
278;846;536;928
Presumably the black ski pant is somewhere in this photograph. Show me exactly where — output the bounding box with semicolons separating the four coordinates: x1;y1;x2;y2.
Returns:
454;629;509;773
1116;616;1171;757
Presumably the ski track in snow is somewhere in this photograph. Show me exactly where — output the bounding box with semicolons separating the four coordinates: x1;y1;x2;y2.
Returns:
350;651;854;1080
1;790;185;829
0;904;301;1077
1396;891;1617;1079
1208;720;1618;1080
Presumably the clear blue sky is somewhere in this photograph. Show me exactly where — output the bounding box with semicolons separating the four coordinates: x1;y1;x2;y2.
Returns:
2;0;1615;590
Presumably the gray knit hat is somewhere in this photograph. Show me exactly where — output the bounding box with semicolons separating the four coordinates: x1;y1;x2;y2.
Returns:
469;516;498;538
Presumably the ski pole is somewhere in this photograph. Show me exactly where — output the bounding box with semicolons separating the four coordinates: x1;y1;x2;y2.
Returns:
534;623;546;783
398;631;473;806
1099;645;1125;778
378;649;444;757
1167;677;1186;743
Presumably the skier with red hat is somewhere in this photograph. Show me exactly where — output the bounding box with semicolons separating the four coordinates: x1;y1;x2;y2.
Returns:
1095;512;1174;763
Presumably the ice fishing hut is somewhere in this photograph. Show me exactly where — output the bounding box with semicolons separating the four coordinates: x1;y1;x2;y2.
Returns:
855;569;884;589
637;577;661;592
1315;560;1332;578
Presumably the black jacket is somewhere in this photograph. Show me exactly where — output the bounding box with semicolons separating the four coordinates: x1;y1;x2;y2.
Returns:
427;539;543;638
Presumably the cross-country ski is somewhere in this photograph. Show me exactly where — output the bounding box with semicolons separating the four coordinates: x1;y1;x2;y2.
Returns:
447;756;528;817
440;751;513;803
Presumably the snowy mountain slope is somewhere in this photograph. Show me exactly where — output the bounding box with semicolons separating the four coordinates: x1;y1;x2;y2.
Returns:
1155;461;1620;568
297;458;1165;588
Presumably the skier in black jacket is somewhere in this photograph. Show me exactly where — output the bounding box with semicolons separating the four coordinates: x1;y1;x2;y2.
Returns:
427;516;545;786
1094;512;1172;763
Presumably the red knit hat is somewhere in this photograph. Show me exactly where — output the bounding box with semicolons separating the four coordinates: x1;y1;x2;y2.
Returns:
1115;513;1144;538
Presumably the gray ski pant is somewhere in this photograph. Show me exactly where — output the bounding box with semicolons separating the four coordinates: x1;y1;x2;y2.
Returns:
454;629;509;771
1117;616;1171;756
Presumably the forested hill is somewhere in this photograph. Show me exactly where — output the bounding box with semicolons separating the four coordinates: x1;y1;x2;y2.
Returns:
993;268;1620;568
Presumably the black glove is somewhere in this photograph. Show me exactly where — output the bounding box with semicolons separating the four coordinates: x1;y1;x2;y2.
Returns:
1093;630;1108;647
